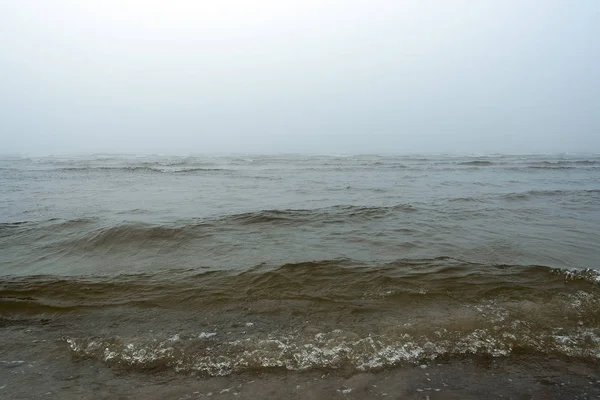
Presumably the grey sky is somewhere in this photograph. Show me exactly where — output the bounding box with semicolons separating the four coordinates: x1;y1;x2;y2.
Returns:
1;0;599;155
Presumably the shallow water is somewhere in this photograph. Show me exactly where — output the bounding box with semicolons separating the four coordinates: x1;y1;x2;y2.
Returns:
1;154;599;398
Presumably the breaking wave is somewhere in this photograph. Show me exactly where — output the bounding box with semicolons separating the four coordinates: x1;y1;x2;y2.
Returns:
2;257;599;375
64;324;600;376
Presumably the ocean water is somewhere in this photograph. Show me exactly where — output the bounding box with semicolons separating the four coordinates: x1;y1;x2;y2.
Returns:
1;154;600;399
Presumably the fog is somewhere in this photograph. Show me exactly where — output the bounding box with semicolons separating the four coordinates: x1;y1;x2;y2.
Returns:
1;0;599;155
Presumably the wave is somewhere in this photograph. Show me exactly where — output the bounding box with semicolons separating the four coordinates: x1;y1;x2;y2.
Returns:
0;218;98;240
527;166;576;170
64;324;600;376
448;196;484;203
172;167;228;173
4;259;596;375
225;204;417;226
67;224;197;249
0;221;31;227
524;160;600;170
1;217;94;229
3;259;599;375
138;159;216;167
2;259;598;312
0;205;418;246
530;160;600;166
501;189;600;201
458;161;494;166
56;166;229;174
0;221;32;238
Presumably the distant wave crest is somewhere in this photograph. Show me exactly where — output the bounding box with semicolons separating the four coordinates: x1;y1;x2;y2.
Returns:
57;166;229;174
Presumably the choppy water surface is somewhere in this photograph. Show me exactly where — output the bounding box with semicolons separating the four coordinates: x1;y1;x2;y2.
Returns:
1;154;599;399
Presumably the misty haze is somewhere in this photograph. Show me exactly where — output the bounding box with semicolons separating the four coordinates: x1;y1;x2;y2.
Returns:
1;0;599;155
1;1;599;399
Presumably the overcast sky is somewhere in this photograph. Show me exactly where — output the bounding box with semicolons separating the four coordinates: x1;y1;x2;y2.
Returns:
1;0;599;155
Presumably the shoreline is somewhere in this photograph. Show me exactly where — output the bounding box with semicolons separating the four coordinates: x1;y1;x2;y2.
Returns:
2;349;599;399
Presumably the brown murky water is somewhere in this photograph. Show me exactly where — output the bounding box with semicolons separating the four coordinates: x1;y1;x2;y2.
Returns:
1;154;600;398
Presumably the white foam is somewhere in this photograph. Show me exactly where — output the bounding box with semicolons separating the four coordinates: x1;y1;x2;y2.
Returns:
63;323;600;376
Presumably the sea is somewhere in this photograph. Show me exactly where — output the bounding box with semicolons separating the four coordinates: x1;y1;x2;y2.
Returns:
1;153;599;399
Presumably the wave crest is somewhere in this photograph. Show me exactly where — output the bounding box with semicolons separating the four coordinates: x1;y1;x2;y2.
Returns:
65;322;600;376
